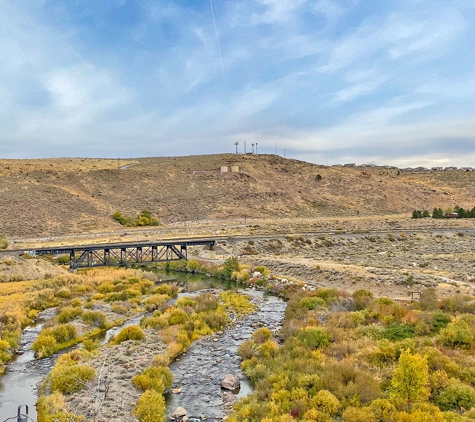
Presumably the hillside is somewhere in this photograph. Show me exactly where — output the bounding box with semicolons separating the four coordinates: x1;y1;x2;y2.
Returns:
0;154;474;238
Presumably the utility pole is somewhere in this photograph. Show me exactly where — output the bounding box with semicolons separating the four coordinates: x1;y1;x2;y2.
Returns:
252;143;255;154
283;149;286;158
255;142;258;154
234;141;239;154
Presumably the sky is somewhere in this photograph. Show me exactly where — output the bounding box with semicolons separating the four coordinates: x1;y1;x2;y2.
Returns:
1;0;475;167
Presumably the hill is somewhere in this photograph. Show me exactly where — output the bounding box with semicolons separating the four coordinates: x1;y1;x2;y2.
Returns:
0;154;474;238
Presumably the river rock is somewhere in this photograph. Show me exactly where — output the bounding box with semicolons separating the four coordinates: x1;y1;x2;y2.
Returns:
172;407;188;418
220;374;240;390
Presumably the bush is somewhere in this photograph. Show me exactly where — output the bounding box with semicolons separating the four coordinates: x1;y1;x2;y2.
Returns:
82;311;108;329
298;327;329;349
342;407;377;422
132;366;173;393
252;328;273;344
353;289;374;310
111;303;129;314
145;294;169;311
153;284;174;297
114;325;145;343
436;383;475;412
311;389;340;415
133;390;166;422
55;288;72;299
40;324;77;344
168;309;189;325
300;296;326;310
31;335;57;357
384;324;415;341
57;307;82;323
50;365;96;394
440;320;474;349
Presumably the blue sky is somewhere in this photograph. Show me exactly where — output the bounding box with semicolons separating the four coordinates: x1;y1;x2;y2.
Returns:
1;0;474;167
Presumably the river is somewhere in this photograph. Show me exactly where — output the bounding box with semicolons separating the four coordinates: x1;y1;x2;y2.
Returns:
0;271;286;422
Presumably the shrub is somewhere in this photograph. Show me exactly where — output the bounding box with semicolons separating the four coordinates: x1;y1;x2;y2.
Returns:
342;407;377;422
300;296;326;310
220;291;256;316
353;289;374;310
132;366;173;393
153;284;174;297
436;383;475;412
168;309;189;325
384;324;415;341
111;303;129;314
315;288;339;306
238;340;259;360
298;327;329;349
82;311;108;329
176;296;198;309
311;390;340;415
114;325;145;343
41;324;77;344
141;316;169;330
440;320;474;349
57;307;82;323
82;339;100;351
55;288;72;299
133;390;166;422
145;294;169;311
50;365;96;394
31;335;57;357
203;308;228;330
70;298;82;307
252;328;273;344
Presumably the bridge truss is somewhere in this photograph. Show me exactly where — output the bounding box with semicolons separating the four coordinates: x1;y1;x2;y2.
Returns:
32;239;216;269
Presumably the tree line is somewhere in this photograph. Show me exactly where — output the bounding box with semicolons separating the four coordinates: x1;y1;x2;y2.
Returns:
412;206;475;219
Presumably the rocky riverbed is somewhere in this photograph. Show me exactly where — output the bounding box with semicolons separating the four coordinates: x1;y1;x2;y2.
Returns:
166;290;286;421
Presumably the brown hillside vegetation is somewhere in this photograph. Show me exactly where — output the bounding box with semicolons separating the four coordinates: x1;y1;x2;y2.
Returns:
0;154;474;237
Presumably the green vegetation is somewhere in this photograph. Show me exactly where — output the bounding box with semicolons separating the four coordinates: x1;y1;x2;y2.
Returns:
133;390;166;422
112;210;159;227
229;288;475;422
113;325;145;343
413;206;475;219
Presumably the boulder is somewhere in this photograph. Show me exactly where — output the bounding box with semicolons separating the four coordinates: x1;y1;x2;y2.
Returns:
172;407;188;418
221;374;240;390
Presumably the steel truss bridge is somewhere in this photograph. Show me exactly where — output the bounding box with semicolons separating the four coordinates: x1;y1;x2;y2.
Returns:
31;239;216;269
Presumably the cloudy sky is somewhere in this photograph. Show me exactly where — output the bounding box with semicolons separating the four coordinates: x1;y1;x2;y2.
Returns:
1;0;474;166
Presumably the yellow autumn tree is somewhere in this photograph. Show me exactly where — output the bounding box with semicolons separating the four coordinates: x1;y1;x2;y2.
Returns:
390;349;429;408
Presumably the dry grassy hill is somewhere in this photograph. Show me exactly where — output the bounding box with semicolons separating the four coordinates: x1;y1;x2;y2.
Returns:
0;154;474;237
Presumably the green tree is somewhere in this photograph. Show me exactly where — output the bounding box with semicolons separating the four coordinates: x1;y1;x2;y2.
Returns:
390;349;429;408
422;210;430;218
221;257;240;279
316;174;323;182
